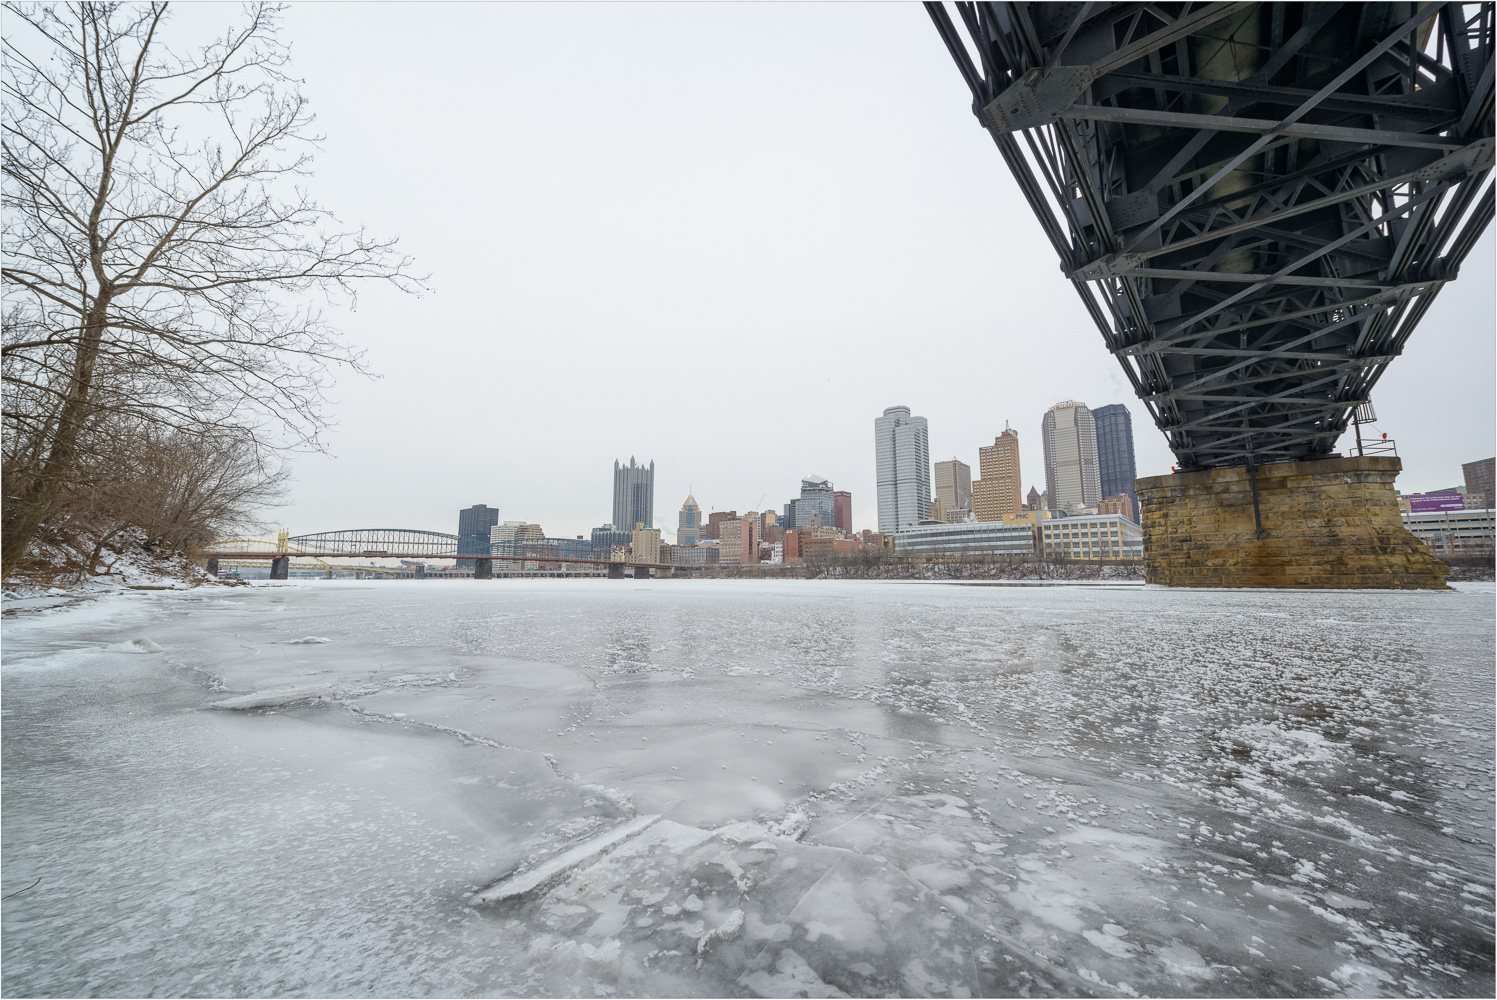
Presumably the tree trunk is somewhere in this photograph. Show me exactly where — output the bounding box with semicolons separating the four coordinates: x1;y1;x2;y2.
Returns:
1;300;111;579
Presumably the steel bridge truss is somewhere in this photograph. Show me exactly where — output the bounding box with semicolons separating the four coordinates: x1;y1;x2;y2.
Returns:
927;1;1495;470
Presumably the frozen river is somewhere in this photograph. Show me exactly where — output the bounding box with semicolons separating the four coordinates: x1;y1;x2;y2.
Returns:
2;579;1493;997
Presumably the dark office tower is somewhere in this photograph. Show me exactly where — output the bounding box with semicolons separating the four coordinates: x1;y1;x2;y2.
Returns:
1093;404;1138;515
613;457;655;530
457;504;500;569
833;491;852;534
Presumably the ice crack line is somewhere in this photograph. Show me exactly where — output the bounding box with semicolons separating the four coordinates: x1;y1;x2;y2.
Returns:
341;702;635;817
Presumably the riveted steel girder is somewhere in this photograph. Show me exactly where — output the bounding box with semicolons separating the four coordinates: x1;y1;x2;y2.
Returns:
927;1;1495;470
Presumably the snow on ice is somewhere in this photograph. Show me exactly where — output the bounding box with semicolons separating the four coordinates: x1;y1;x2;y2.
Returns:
1;578;1492;997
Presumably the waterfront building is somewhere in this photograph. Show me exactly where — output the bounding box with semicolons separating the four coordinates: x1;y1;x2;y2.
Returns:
1038;513;1143;560
1463;457;1495;509
874;405;931;534
632;524;661;565
1097;493;1136;523
833;491;852;534
704;510;738;540
892;520;1036;558
1041;401;1101;512
457;504;500;569
718;517;760;565
973;428;1023;521
613;457;655;530
670;543;719;566
1402;508;1496;554
1093;404;1139;513
934;459;973;514
678;494;702;546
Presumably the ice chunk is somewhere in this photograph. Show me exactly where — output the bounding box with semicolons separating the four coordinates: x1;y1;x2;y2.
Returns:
104;637;163;654
471;814;660;904
284;636;332;644
207;684;332;710
739;949;850;998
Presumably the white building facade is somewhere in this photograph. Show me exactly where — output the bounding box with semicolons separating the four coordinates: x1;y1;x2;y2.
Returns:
875;405;931;534
1041;401;1101;513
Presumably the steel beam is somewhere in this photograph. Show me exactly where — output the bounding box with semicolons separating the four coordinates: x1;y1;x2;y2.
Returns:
927;1;1495;471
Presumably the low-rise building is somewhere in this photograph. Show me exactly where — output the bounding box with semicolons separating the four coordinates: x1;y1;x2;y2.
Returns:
892;520;1036;558
670;544;719;566
1402;508;1495;555
1037;514;1143;560
1097;494;1136;522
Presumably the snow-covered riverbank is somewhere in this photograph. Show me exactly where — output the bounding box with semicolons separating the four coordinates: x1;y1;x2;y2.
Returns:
3;579;1492;996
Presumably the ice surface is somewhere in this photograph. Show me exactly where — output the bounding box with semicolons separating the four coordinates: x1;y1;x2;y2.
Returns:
2;579;1492;997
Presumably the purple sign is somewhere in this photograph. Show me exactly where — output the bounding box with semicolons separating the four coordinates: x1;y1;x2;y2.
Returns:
1409;492;1465;512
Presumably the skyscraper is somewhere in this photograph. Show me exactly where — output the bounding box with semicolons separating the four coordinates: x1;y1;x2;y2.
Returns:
874;405;931;533
833;491;852;534
457;504;500;569
1093;404;1139;514
1041;401;1101;512
613;457;655;530
973;428;1023;520
787;475;837;529
677;493;702;545
934;458;973;519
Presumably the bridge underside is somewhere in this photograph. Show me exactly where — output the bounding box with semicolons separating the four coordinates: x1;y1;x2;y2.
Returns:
928;1;1494;470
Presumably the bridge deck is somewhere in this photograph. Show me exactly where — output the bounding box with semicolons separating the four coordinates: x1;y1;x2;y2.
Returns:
199;551;687;571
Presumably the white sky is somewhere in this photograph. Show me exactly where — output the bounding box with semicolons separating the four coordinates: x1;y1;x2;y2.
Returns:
164;4;1497;539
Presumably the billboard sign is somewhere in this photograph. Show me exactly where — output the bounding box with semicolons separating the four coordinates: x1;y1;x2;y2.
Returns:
1409;492;1465;512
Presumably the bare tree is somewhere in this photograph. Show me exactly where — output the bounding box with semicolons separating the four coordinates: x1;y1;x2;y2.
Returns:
1;1;422;576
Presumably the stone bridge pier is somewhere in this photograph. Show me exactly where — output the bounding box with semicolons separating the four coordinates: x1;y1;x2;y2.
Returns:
474;558;492;580
269;556;289;581
607;563;625;580
1136;456;1448;589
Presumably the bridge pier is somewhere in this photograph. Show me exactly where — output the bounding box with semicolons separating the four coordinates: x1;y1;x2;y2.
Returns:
474;558;492;580
1136;456;1448;589
633;567;650;580
607;563;625;580
269;556;289;581
205;558;219;579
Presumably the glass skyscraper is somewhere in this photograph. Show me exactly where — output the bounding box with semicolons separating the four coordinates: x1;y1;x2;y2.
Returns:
1093;403;1139;514
874;405;931;534
612;457;655;530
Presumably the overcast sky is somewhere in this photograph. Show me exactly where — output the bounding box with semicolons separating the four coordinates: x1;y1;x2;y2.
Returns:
168;3;1493;540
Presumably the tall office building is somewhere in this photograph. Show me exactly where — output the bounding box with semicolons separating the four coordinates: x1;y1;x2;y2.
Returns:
613;457;655;530
632;525;661;565
874;405;931;533
457;504;500;568
934;459;973;518
833;491;852;534
677;494;702;545
1093;404;1139;515
973;428;1023;520
1463;457;1495;509
1041;401;1101;512
786;475;837;530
